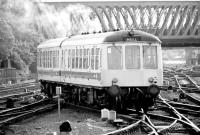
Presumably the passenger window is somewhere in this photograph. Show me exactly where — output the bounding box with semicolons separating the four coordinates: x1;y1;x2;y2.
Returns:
49;51;51;68
95;48;100;70
79;49;83;69
65;50;68;68
87;49;90;69
83;49;87;69
45;51;46;68
56;51;58;68
61;50;64;68
91;48;95;70
107;46;122;70
72;49;75;69
76;49;79;69
53;51;56;68
125;46;140;69
57;51;59;68
45;51;47;68
47;51;50;68
143;46;157;69
42;51;44;67
68;50;71;68
55;51;57;68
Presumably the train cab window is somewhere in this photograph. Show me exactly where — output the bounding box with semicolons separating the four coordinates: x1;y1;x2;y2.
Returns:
125;46;140;69
107;46;122;70
143;46;158;69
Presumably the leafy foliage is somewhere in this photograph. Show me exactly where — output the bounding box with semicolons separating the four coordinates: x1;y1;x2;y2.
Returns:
0;0;100;73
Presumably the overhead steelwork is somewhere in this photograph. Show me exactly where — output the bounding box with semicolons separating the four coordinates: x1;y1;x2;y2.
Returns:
39;0;200;47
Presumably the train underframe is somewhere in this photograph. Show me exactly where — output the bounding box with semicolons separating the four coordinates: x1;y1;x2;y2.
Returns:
40;80;157;113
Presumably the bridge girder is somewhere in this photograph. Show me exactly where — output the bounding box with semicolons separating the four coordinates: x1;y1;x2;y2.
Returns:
40;1;200;46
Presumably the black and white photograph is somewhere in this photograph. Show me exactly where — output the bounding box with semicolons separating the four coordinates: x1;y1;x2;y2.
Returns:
0;0;200;134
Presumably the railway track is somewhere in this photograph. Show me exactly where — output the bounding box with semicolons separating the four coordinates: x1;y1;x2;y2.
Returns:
106;96;200;135
0;98;57;134
64;95;200;135
0;82;41;110
0;82;40;98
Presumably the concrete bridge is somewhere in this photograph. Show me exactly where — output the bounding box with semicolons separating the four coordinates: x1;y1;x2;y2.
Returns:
39;0;200;47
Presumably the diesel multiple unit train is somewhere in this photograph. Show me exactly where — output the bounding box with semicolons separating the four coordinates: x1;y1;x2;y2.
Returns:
37;30;163;112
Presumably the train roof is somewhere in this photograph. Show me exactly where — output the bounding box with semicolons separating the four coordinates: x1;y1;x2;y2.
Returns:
37;30;161;49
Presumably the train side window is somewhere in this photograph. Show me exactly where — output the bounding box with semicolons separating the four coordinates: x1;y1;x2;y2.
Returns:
49;52;50;68
87;49;90;69
46;51;48;68
75;48;78;69
53;51;56;68
57;50;59;68
91;48;95;70
107;46;122;70
45;51;47;68
50;51;53;68
125;46;140;69
143;46;158;69
37;51;38;67
83;49;86;69
55;51;57;68
47;51;49;68
43;51;45;68
65;49;68;69
72;49;75;69
68;50;71;68
41;51;43;67
95;48;100;70
37;51;39;67
48;51;50;68
79;49;83;69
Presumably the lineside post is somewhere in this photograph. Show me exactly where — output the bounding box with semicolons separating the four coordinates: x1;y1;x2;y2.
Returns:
56;86;62;120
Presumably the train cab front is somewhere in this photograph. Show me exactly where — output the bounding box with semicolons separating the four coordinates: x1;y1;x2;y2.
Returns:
135;80;161;114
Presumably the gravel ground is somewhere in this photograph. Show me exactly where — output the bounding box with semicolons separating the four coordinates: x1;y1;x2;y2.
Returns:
5;108;117;135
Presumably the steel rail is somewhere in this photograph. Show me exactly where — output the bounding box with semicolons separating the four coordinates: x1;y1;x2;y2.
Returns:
159;95;200;132
0;104;56;127
185;74;200;89
174;75;200;105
